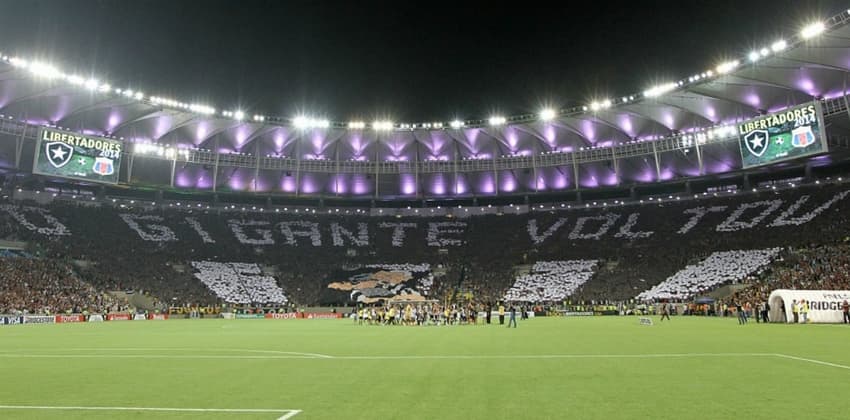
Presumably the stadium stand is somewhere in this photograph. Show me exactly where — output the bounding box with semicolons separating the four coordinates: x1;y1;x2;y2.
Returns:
1;181;850;313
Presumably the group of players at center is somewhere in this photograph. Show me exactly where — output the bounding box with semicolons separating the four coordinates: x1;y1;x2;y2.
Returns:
353;303;522;326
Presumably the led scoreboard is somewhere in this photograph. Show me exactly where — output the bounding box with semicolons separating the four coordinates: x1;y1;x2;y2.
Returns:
738;101;827;168
33;128;123;184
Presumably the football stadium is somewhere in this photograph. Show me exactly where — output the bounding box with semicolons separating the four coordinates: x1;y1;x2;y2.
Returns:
1;2;850;419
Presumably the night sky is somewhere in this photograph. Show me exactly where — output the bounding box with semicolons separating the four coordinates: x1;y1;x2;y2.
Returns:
0;0;845;122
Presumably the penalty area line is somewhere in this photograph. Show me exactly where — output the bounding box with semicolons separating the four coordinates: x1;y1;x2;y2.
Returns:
773;353;850;371
0;405;301;419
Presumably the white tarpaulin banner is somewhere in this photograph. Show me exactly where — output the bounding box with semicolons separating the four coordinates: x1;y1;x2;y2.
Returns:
768;289;850;323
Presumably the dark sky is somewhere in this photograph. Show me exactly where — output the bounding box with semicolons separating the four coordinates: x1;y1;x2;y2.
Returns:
0;0;845;121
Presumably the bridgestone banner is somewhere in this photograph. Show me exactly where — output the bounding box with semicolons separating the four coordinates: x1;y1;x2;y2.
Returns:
147;314;169;320
768;289;850;323
107;313;133;321
23;315;54;324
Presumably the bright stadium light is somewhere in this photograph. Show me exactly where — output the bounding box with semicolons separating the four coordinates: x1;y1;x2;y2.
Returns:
134;92;144;100
715;60;739;74
539;108;556;121
489;116;506;126
233;110;245;120
84;78;99;90
450;120;464;129
348;121;365;129
643;83;676;98
372;121;393;131
801;22;825;39
68;75;85;86
293;116;310;129
748;51;761;62
29;62;61;79
771;39;787;52
9;57;29;68
317;119;330;128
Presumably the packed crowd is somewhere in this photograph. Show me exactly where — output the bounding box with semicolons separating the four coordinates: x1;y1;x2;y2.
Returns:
0;257;123;314
728;244;850;307
1;181;850;313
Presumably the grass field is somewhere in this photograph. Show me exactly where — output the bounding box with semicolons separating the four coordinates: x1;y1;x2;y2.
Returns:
1;317;848;419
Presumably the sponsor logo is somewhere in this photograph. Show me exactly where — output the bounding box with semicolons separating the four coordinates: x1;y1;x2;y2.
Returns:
303;313;343;319
235;314;266;319
55;315;85;323
147;314;169;320
23;315;54;324
264;313;297;319
1;316;23;325
107;313;133;321
88;314;104;322
45;142;74;168
562;311;594;317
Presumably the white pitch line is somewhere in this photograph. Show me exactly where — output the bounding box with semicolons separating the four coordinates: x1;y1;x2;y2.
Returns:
0;405;301;419
0;352;772;360
773;353;850;371
38;347;336;359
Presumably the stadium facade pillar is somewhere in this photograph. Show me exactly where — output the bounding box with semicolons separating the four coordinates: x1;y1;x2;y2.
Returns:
493;155;499;196
804;163;813;182
576;190;583;204
254;142;261;192
532;153;538;193
572;153;580;190
743;174;751;190
14;124;25;169
170;158;176;188
126;154;134;183
212;139;220;192
629;187;637;200
374;134;380;198
414;146;420;198
651;141;661;181
452;141;460;197
295;134;302;197
611;147;620;186
694;139;704;175
155;190;163;204
685;181;692;195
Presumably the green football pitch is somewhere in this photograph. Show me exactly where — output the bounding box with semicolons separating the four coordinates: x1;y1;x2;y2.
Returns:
1;317;848;419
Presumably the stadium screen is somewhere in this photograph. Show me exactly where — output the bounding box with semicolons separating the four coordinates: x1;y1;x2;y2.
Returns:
33;128;123;184
738;101;827;169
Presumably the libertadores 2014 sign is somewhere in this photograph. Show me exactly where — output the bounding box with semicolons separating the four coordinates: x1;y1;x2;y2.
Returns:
33;127;123;184
738;101;827;169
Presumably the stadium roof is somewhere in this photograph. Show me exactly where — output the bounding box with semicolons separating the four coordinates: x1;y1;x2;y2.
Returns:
1;10;850;198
